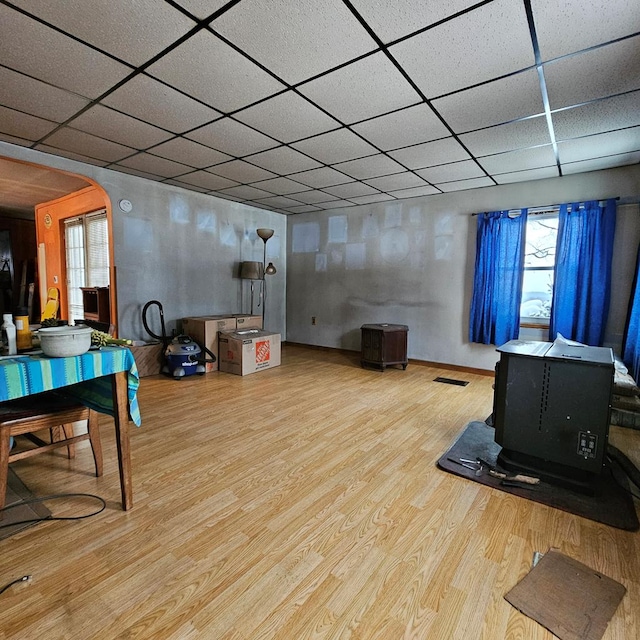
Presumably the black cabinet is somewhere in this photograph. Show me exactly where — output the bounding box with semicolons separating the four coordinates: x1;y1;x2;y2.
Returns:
361;324;408;370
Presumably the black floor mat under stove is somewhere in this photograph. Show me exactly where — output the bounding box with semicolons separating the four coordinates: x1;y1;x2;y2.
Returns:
437;421;639;531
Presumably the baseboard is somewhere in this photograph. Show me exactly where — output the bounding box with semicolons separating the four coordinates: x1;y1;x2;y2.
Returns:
282;341;494;377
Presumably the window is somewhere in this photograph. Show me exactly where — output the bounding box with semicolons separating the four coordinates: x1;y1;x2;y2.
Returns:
64;210;109;323
520;213;559;325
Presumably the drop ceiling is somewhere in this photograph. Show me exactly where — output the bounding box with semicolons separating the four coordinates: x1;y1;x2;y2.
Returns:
0;0;639;216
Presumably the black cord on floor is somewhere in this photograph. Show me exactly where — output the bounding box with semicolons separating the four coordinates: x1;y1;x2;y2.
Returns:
0;493;106;530
0;575;31;595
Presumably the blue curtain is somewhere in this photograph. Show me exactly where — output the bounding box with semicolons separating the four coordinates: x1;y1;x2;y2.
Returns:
469;209;527;345
549;199;616;346
623;246;640;382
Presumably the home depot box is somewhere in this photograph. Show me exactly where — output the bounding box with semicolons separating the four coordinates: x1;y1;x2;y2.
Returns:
218;329;281;376
181;315;237;372
233;314;262;329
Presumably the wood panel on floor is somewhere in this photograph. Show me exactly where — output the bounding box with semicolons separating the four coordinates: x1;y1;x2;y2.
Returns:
1;345;638;639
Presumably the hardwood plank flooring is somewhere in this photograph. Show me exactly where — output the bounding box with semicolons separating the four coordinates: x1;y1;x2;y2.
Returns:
1;345;639;639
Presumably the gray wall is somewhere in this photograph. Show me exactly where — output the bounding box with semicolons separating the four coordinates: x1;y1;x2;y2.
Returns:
286;165;640;372
0;141;287;341
2;140;639;373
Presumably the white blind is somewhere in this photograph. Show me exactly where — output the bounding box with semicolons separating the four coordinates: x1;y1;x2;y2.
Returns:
63;210;109;322
86;211;109;287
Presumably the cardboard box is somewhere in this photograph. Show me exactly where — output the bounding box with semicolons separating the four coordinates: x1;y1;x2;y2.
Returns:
181;316;237;372
218;329;281;376
233;314;262;330
129;341;164;377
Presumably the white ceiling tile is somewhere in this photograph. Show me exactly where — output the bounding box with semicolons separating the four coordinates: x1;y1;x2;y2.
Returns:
217;185;274;200
35;144;111;168
388;137;470;169
0;106;58;141
148;137;231;168
434;177;494;192
289;167;353;188
117;152;194;177
163;179;211;193
389;185;440;198
244;147;322;174
324;182;380;198
187;118;278;156
208;160;277;183
532;0;640;61
164;0;229;21
234;92;340;143
415;160;485;184
0;67;90;123
459;118;551;156
0;4;130;99
349;0;483;44
292;129;378;164
11;0;196;66
71;105;173;149
553;91;640;142
348;193;396;204
102;75;221;134
557;127;640;164
284;204;323;213
352;104;449;150
173;170;238;191
544;37;640;110
250;177;309;195
214;193;245;203
42;128;136;163
211;0;377;84
110;165;167;181
562;151;640;174
147;30;285;112
433;70;544;133
477;146;557;174
298;52;422;124
493;167;559;184
0;133;30;146
317;200;355;209
333;154;406;180
389;0;534;98
252;195;304;208
288;190;338;204
365;172;427;191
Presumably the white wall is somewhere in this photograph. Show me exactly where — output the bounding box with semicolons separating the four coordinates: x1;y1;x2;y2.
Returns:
286;165;640;372
0;142;287;341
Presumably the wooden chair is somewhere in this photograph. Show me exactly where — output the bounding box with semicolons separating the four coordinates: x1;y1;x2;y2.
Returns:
0;392;103;509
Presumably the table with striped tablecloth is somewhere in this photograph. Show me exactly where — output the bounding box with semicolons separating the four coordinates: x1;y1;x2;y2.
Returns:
0;346;141;509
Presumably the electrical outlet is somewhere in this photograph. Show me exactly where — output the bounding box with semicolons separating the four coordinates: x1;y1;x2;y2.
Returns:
311;316;316;325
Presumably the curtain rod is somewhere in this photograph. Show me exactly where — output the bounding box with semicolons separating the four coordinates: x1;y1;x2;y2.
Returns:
471;196;620;216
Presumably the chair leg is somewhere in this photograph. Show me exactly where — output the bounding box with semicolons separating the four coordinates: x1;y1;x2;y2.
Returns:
87;412;103;477
61;424;76;459
0;430;10;511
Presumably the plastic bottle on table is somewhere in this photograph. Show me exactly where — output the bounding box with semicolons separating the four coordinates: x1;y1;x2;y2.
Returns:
1;314;17;355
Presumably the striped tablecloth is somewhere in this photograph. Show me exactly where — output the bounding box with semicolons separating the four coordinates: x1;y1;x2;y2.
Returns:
0;346;141;426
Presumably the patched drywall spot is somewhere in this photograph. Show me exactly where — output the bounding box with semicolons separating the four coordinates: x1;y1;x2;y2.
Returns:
316;253;327;271
169;195;190;225
346;243;366;269
292;222;320;253
328;215;348;243
380;228;410;263
384;204;402;228
197;211;217;234
362;212;380;239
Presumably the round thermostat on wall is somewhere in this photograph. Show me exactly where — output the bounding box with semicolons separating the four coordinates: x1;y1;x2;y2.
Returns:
118;199;133;213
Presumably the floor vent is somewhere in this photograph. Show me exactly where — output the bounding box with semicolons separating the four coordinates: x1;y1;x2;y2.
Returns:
434;377;469;387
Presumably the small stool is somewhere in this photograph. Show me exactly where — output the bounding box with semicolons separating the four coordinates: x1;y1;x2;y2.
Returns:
0;392;103;509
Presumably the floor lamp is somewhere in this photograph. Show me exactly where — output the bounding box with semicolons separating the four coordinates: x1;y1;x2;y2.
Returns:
257;228;276;327
240;261;263;315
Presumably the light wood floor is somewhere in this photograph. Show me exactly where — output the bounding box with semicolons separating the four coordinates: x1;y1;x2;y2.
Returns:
1;345;639;639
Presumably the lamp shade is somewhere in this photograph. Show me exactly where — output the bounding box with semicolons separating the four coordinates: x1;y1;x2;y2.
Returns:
256;228;274;241
265;262;277;275
240;261;263;280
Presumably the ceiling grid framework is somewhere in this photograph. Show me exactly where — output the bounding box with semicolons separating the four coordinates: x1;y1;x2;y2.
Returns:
0;0;638;216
